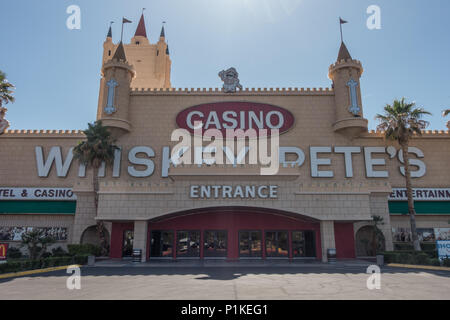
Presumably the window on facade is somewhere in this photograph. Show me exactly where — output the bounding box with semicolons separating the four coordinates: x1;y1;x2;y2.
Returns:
150;230;173;257
204;230;227;257
239;231;262;257
292;231;316;257
177;231;200;258
122;230;134;257
265;231;289;257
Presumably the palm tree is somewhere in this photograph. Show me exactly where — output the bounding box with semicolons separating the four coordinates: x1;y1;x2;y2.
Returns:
0;71;15;134
0;71;15;108
73;121;118;256
443;109;450;129
376;98;431;252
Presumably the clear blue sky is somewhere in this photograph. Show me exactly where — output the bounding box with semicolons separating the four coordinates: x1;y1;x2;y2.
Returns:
1;0;449;130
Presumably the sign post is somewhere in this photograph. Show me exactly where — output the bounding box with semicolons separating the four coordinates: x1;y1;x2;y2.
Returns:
0;243;8;261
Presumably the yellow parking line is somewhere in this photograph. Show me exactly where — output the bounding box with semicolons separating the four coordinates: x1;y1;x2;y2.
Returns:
387;263;450;272
0;265;80;279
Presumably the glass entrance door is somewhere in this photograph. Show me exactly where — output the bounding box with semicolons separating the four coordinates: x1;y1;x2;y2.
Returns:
176;231;200;258
122;230;134;257
150;231;174;258
204;230;227;257
292;231;316;257
239;231;262;257
265;231;289;258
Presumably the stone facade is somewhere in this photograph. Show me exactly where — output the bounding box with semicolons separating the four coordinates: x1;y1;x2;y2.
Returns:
0;13;449;262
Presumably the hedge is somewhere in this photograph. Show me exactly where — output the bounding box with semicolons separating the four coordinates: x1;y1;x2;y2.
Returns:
67;244;102;257
393;242;436;251
382;251;448;266
0;254;89;274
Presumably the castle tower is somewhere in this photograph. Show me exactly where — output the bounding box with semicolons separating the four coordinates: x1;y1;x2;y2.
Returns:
156;25;172;88
100;13;172;89
328;42;368;137
102;24;115;63
97;42;136;135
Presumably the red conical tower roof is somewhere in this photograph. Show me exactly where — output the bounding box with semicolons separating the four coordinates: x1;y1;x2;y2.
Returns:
134;14;147;37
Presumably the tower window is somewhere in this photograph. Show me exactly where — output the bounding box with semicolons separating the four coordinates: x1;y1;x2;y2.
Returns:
108;50;111;56
157;50;159;56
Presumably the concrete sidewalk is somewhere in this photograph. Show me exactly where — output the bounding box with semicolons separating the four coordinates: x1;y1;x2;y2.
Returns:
92;258;376;268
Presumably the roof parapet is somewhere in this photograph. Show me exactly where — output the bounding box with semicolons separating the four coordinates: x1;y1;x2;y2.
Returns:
130;87;334;95
1;129;85;137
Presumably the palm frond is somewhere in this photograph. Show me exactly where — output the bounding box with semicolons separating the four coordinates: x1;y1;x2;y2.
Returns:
375;98;431;145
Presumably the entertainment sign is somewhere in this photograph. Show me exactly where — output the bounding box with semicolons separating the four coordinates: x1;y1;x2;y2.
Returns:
0;188;76;201
388;188;450;201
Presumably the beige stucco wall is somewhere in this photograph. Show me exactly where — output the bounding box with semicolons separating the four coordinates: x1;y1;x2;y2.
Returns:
0;91;448;251
0;92;449;223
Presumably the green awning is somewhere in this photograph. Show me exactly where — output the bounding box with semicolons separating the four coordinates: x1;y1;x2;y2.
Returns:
0;201;76;214
389;201;450;215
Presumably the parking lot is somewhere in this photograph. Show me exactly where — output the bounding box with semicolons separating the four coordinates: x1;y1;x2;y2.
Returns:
1;264;449;300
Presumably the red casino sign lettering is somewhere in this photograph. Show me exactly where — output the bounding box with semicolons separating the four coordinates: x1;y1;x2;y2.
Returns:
176;102;295;137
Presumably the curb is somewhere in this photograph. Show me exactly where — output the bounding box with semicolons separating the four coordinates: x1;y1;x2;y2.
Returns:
0;265;80;280
387;263;450;272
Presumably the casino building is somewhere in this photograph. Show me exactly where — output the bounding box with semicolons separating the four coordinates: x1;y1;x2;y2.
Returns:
1;13;449;262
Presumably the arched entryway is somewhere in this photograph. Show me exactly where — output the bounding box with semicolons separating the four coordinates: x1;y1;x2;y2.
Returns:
355;225;385;257
80;225;110;247
145;207;321;261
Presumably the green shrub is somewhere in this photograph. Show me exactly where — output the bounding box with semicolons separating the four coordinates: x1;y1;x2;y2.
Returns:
442;257;450;267
41;251;52;259
6;247;23;259
397;252;413;264
51;246;69;257
382;252;396;263
394;243;436;251
394;243;414;251
430;258;441;266
0;255;90;274
5;261;21;273
382;251;450;267
421;243;436;251
414;253;430;265
68;244;102;257
73;254;89;265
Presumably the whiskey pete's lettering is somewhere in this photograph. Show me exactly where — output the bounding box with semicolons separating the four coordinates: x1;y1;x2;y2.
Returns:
176;102;295;137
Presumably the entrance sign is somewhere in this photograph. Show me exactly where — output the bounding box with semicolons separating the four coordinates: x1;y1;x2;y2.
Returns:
0;188;76;201
190;185;278;199
389;188;450;201
176;102;295;137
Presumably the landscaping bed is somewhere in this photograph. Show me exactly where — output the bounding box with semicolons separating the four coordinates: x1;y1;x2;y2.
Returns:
0;244;103;274
382;250;450;267
0;254;89;274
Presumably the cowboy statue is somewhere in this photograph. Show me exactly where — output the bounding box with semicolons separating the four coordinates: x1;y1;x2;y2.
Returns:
219;67;243;93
